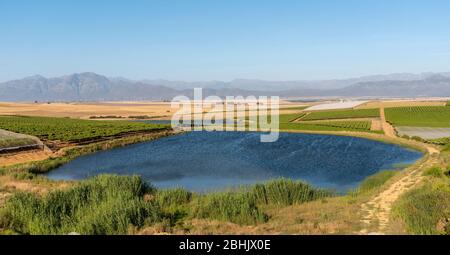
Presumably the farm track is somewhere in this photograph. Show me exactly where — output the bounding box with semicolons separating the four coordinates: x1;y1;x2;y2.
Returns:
359;138;439;234
358;108;441;234
380;107;396;138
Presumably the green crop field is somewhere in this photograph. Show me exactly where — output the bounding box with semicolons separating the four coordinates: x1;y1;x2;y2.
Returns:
302;109;380;121
385;106;450;127
280;120;373;132
0;116;169;142
279;113;306;123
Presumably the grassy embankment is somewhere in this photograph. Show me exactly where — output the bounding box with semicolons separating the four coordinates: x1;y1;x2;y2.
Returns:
0;175;331;235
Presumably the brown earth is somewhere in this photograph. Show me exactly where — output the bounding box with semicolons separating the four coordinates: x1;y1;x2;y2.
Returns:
0;149;53;167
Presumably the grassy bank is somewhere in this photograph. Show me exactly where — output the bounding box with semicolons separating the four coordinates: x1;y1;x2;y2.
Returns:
0;175;331;235
393;165;450;234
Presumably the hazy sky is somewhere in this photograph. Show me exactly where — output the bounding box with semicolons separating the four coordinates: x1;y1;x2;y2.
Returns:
1;0;450;82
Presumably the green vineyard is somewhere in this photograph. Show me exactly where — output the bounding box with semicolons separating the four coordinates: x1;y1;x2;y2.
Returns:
279;113;306;123
0;116;169;142
385;106;450;127
279;121;373;132
302;109;380;121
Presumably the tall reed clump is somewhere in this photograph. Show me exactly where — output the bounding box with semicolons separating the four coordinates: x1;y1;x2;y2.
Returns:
155;188;193;210
0;175;161;235
192;192;268;225
249;179;332;206
192;179;332;225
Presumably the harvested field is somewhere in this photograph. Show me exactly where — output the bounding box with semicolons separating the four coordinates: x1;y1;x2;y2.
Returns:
0;102;175;119
356;100;447;109
0;101;305;120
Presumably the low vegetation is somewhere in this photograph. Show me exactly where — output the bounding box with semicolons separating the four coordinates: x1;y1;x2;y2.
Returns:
385;106;450;127
0;116;168;142
301;109;380;121
393;184;450;234
0;176;332;234
393;165;450;234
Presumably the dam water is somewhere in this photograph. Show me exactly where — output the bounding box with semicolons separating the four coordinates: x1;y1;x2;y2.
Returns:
46;132;422;192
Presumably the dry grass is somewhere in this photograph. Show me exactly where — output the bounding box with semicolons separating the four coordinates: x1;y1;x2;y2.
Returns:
161;196;363;235
356;100;446;109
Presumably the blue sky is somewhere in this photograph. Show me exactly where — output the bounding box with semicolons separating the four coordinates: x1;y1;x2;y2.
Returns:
1;0;450;82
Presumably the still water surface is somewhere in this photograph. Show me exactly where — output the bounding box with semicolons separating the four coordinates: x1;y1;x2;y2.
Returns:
47;132;422;192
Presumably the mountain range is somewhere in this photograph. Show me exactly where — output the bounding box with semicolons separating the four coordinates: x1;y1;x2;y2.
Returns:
1;72;450;101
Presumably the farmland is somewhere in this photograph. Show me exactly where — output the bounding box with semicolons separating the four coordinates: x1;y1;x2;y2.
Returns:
302;109;380;121
279;113;306;123
385;106;450;127
0;116;169;142
280;120;373;132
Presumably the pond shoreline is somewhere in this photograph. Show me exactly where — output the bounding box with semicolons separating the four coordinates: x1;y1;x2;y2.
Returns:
43;130;425;193
1;128;433;195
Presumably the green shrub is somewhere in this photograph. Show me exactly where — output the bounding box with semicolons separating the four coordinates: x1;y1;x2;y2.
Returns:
357;170;397;193
0;175;161;235
423;167;443;178
411;136;425;142
394;185;450;235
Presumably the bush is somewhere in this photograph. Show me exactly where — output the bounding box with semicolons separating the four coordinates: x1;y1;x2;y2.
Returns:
411;136;425;142
0;175;161;235
423;167;443;178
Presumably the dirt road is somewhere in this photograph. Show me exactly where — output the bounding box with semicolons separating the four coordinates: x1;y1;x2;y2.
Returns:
380;107;396;138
